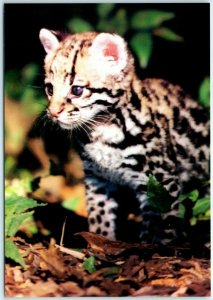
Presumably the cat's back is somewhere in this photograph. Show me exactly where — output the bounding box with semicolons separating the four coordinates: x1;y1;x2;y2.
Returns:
137;78;209;179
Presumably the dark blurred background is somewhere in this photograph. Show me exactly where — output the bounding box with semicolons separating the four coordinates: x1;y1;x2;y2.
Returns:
4;3;210;98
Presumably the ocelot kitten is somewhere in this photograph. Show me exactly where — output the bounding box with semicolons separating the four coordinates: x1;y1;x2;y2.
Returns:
39;28;209;244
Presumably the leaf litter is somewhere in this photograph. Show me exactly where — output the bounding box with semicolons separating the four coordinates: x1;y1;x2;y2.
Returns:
5;232;210;297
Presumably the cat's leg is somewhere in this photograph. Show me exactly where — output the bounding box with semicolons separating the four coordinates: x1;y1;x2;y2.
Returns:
136;176;181;245
85;176;119;240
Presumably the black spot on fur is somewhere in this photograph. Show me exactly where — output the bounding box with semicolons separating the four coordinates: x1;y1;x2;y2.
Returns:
199;150;206;161
141;87;149;98
90;218;95;225
96;228;101;234
105;221;110;227
96;215;102;224
190;107;208;124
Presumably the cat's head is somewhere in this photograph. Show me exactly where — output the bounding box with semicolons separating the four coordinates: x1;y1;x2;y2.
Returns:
39;28;134;130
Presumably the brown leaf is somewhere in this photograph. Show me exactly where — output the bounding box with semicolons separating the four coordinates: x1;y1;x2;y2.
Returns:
28;279;59;297
59;281;84;296
100;278;134;296
76;231;140;257
121;255;146;278
85;286;107;296
39;239;66;279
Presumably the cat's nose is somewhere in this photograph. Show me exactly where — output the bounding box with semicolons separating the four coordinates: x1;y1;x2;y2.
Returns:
50;109;60;117
49;104;64;117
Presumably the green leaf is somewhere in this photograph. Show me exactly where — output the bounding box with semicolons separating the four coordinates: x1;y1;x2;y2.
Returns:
197;210;210;221
5;211;34;237
110;9;128;36
131;10;175;30
5;70;23;100
21;63;39;84
5;177;32;198
198;77;210;108
97;9;127;35
67;18;93;33
179;189;199;202
192;197;210;216
190;216;197;226
189;190;200;202
130;33;153;68
5;194;46;238
96;3;115;19
5;195;45;216
83;256;96;274
5;239;25;267
205;209;211;218
62;197;79;212
5;156;16;177
178;203;186;218
153;27;183;42
146;176;173;212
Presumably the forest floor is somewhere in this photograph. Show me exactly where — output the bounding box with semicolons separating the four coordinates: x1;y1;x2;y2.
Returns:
5;232;210;297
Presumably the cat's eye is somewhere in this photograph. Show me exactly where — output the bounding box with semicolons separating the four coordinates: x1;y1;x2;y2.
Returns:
45;83;53;96
71;85;83;97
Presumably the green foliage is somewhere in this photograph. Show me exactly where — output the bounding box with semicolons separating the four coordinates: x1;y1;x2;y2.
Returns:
5;239;25;267
5;176;32;198
147;177;210;231
198;77;210;108
5;63;46;114
5;192;46;266
178;189;210;226
5;156;16;178
153;27;183;41
66;4;182;69
179;189;199;202
67;18;93;33
62;197;79;212
192;196;210;216
130;33;153;69
131;10;175;30
147;176;173;212
83;256;97;274
96;3;115;19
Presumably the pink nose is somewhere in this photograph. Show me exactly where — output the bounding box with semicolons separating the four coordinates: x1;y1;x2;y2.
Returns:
49;104;64;117
50;109;60;117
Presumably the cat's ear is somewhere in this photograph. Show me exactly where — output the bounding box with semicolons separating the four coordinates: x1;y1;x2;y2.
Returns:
89;33;128;74
39;28;60;54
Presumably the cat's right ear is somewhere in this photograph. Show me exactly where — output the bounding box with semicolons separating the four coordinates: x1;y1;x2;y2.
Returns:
39;28;60;54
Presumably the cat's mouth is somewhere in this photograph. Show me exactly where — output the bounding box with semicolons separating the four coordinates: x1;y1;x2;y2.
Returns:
57;118;84;130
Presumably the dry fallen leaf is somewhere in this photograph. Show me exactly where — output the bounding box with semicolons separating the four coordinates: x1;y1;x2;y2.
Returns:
28;279;59;297
76;231;140;257
39;239;66;279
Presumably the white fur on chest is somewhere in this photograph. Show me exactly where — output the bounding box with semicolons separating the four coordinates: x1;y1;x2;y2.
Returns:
85;141;123;169
91;123;125;144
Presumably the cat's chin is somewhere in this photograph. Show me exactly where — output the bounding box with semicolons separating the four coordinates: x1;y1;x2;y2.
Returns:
58;120;73;130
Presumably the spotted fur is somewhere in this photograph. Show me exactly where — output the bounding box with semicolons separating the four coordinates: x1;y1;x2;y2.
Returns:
39;29;210;244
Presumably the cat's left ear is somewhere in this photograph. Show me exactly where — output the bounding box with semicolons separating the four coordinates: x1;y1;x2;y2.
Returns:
39;28;60;54
89;33;128;74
